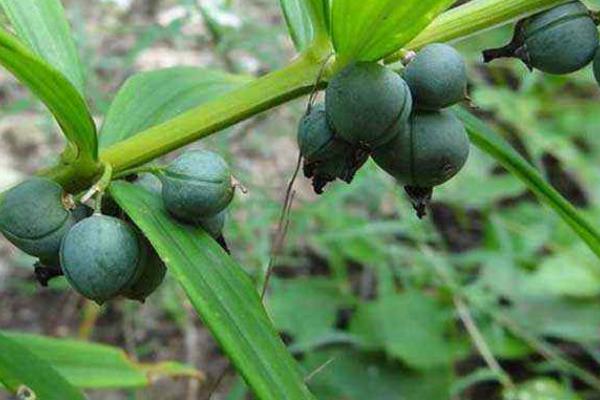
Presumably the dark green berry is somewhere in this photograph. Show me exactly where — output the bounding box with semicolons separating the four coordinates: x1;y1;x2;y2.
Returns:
297;103;368;193
0;177;75;262
326;62;413;149
60;215;143;304
484;1;599;75
121;237;166;303
139;172;226;237
373;109;470;188
161;150;234;222
72;203;94;222
136;173;162;196
404;43;467;110
199;211;226;239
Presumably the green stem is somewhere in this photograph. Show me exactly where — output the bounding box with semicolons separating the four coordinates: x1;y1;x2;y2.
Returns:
113;165;164;180
40;0;569;192
387;0;569;62
101;53;324;173
41;50;325;191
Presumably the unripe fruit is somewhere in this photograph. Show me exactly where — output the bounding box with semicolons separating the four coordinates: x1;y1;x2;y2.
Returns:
136;173;162;196
199;211;226;239
60;215;143;304
0;177;74;262
72;203;94;222
161;150;234;222
404;44;467;110
373;110;470;188
326;62;413;149
484;1;599;75
121;238;166;303
297;103;368;193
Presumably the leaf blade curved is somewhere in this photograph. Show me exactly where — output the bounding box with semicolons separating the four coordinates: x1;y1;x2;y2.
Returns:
100;67;250;149
0;28;97;162
457;108;600;260
110;182;315;400
1;0;86;93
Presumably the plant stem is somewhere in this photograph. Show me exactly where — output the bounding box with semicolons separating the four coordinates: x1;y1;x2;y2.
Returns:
101;53;325;173
40;50;326;192
113;165;164;180
386;0;569;62
40;0;569;192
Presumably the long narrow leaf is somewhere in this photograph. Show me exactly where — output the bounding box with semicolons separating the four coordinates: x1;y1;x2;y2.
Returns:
279;0;329;51
331;0;454;63
457;108;600;260
1;0;86;94
0;28;97;161
2;331;203;389
110;182;315;400
0;332;86;400
100;67;249;149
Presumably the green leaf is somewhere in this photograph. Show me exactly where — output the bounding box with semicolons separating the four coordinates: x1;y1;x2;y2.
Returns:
457;108;600;260
303;349;453;400
100;67;250;149
504;378;582;400
331;0;454;63
525;244;600;298
1;331;203;389
349;291;458;368
1;0;86;94
0;331;86;400
267;277;354;345
507;296;600;344
279;0;329;51
110;182;315;400
0;28;97;162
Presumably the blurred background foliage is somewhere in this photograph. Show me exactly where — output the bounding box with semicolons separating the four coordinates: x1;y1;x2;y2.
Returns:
1;0;600;399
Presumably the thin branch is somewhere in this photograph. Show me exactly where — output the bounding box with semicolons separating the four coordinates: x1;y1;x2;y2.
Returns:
454;296;515;390
305;357;336;383
260;154;301;301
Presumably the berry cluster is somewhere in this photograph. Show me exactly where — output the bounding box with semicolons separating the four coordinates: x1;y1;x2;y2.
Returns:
299;43;470;217
0;150;234;304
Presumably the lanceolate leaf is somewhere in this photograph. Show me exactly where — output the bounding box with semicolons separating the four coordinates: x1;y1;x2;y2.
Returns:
100;67;249;149
331;0;454;63
1;0;87;94
0;28;97;161
110;182;315;400
0;332;86;400
1;331;203;389
457;108;600;260
279;0;329;51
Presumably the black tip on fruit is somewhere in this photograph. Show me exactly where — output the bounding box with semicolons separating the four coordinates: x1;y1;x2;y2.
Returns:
404;186;433;219
482;44;518;63
312;177;330;195
216;235;231;254
33;262;63;287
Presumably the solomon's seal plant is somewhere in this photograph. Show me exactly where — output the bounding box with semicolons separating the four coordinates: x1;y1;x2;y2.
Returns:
2;0;600;398
297;103;367;193
60;214;143;304
403;43;468;110
160;150;235;222
0;177;75;264
325;62;413;149
120;237;167;303
373;110;470;217
483;1;599;74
